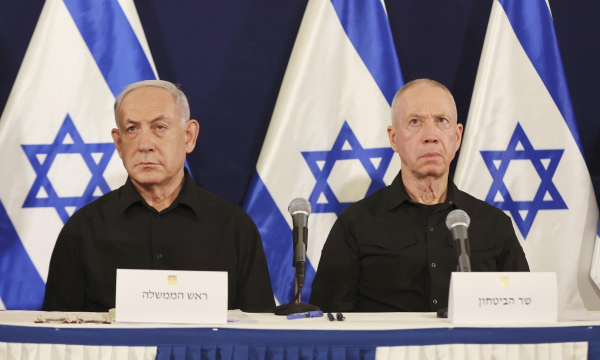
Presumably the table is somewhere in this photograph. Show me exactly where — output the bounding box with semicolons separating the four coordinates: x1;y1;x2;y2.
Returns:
1;311;599;359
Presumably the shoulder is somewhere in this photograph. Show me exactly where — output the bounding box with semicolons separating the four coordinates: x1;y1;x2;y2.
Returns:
455;188;515;236
189;184;257;228
336;184;391;224
64;186;122;228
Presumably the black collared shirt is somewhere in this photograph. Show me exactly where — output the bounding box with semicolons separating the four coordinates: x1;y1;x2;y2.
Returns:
43;170;275;312
309;172;529;312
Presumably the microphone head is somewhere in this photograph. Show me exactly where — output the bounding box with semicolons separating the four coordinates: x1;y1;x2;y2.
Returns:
446;209;470;230
288;197;312;216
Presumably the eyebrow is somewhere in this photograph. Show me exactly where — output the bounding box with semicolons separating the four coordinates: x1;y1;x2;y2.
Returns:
406;112;451;119
124;115;168;126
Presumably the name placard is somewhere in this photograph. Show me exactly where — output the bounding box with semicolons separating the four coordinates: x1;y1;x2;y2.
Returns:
448;272;557;324
116;269;228;324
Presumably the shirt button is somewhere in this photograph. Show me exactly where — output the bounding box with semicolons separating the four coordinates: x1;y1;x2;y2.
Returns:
429;227;434;232
449;201;453;205
156;254;163;259
431;262;437;268
156;214;161;219
433;299;438;305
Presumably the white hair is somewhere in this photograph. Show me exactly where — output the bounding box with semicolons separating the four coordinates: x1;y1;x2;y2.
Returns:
390;78;457;126
114;80;190;127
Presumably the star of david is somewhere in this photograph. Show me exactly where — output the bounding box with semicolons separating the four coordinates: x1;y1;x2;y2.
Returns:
480;122;567;238
21;114;115;224
302;121;394;216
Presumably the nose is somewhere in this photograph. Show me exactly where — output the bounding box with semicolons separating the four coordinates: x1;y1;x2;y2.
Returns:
138;128;155;152
422;121;439;144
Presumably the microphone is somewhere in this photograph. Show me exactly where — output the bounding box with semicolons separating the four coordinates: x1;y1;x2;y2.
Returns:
445;209;471;272
288;198;311;291
274;198;320;315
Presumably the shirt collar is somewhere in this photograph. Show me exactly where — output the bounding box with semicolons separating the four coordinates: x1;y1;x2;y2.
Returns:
386;170;462;211
118;168;200;218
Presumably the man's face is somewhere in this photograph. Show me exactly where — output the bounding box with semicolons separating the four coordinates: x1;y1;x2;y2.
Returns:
387;83;463;180
112;86;198;188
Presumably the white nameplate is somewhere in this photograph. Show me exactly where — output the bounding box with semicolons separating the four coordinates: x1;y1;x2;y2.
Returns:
116;269;227;324
448;272;557;324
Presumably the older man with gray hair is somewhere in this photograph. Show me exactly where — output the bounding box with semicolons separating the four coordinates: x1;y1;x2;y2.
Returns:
43;80;274;312
310;79;529;312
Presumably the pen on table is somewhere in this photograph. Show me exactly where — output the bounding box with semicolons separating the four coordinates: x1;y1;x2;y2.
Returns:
286;311;324;320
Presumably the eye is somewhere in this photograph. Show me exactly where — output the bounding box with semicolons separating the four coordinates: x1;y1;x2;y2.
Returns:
438;117;448;123
409;118;419;125
156;124;166;131
126;126;136;132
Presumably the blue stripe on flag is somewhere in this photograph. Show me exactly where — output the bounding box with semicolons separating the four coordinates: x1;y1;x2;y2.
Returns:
498;0;583;156
244;173;316;304
330;0;404;105
0;200;45;309
62;0;156;97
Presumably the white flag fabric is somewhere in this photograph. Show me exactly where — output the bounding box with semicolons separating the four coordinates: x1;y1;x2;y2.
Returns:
0;0;157;309
455;0;600;311
244;0;404;304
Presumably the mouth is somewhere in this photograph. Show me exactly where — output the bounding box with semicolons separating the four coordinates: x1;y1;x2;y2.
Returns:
136;162;159;167
420;152;441;159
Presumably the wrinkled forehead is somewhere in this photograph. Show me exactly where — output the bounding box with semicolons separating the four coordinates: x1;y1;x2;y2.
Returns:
117;87;180;122
399;83;457;119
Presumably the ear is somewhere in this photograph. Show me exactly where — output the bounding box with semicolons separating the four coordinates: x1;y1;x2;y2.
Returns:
111;128;123;159
455;123;464;149
387;125;400;153
184;119;200;153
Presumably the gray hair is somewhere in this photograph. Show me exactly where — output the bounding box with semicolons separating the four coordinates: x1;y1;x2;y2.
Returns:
390;78;457;126
114;80;190;128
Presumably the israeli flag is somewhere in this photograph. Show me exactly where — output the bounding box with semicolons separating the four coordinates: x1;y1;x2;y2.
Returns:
244;0;404;304
454;0;600;311
0;0;157;310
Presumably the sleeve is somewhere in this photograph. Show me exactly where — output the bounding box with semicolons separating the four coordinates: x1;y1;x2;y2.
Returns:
233;214;276;312
309;215;361;312
42;217;87;311
498;215;530;272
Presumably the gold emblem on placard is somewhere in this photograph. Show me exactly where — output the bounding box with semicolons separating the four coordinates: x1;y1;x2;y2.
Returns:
168;275;177;285
500;276;510;287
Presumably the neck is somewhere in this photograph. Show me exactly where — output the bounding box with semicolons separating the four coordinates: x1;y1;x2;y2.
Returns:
401;169;449;205
131;170;186;212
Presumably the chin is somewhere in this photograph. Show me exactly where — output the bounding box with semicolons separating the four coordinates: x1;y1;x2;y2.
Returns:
130;169;166;185
416;166;447;179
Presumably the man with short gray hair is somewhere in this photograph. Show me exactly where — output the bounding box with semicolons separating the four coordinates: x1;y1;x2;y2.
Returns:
43;80;275;312
310;79;529;312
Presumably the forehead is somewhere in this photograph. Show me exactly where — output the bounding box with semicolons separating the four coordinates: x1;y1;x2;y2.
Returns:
118;86;179;121
399;83;455;117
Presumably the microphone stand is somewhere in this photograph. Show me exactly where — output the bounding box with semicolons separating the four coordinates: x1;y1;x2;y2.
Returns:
274;263;320;315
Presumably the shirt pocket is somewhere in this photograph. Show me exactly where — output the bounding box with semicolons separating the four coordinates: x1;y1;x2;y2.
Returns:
356;233;425;286
467;236;504;271
357;232;417;251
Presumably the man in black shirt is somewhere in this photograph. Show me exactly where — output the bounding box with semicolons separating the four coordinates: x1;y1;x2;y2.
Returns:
310;79;529;312
43;80;274;312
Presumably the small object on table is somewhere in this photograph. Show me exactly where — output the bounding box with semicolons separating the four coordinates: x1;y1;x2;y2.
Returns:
286;311;324;320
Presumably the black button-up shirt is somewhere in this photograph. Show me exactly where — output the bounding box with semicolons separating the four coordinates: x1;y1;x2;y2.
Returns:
43;170;275;312
310;172;529;312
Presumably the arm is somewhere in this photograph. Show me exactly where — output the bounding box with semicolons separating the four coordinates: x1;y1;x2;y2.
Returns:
309;215;361;312
234;216;275;312
42;219;87;311
498;215;530;271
